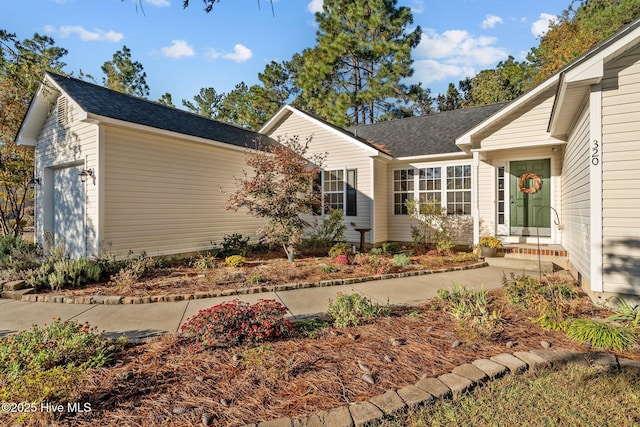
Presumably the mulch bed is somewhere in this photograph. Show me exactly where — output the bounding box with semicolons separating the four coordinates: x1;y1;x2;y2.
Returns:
36;253;479;298
21;282;639;427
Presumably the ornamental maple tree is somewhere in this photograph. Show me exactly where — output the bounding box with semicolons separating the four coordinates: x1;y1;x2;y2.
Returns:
226;136;325;261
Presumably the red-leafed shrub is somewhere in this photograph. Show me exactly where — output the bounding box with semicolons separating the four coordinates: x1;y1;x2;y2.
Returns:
180;299;292;350
334;254;350;265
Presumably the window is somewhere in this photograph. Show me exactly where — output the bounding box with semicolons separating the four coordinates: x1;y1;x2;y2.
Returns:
446;165;472;215
393;169;414;215
497;166;505;225
394;164;471;216
322;168;357;216
418;167;441;205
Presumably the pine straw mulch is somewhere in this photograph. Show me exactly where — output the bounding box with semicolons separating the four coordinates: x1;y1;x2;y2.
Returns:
28;279;640;427
38;252;480;298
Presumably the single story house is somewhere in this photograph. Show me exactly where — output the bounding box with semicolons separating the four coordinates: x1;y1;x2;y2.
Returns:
16;17;640;300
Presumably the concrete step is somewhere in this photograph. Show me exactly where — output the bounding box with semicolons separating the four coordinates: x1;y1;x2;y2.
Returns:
483;256;555;274
503;252;569;269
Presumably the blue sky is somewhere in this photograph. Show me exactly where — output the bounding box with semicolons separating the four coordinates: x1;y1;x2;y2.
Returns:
3;0;567;108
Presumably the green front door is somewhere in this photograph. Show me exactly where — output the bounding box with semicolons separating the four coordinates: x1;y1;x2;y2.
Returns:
510;159;551;236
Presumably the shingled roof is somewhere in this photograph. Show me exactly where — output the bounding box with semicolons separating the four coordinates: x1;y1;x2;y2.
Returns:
348;103;508;157
46;72;272;149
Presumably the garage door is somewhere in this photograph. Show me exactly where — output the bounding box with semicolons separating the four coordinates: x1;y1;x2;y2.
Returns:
53;165;85;258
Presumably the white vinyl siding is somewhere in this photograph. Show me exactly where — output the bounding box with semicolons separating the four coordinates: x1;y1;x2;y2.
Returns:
103;126;265;256
480;89;557;150
601;44;640;294
562;106;591;280
265;111;373;244
34;95;99;256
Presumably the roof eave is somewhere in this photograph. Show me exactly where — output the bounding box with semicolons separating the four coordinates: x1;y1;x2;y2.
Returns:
15;75;60;146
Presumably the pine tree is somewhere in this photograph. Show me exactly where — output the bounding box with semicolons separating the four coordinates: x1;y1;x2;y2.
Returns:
295;0;421;127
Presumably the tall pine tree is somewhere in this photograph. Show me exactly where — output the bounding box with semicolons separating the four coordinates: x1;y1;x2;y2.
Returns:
295;0;421;127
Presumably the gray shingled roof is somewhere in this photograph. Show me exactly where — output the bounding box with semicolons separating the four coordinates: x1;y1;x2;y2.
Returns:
348;103;508;157
46;72;272;149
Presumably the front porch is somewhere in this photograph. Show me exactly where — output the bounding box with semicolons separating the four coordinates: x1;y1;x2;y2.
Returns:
483;243;570;276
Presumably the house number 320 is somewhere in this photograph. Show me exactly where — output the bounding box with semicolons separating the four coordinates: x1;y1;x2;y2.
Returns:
591;139;600;166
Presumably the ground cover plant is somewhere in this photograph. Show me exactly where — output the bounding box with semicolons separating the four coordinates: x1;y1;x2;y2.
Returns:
3;272;639;426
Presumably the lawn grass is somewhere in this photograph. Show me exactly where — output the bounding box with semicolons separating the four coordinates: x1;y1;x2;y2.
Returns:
383;364;640;427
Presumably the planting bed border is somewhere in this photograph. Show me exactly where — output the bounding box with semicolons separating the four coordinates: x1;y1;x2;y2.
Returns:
243;349;640;427
19;262;488;305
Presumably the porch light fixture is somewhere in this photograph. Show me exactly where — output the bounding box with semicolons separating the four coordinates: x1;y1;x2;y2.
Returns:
79;168;94;183
29;177;41;189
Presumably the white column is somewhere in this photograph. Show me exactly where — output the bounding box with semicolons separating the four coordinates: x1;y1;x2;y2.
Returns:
589;84;604;292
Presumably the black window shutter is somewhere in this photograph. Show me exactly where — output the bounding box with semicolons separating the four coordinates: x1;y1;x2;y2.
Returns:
346;169;357;216
313;171;322;215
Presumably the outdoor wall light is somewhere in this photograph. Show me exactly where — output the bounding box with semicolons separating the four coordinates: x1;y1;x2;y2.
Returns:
79;168;94;183
29;177;41;189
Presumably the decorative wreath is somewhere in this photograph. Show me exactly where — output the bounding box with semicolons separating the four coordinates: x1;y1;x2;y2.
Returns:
518;172;542;194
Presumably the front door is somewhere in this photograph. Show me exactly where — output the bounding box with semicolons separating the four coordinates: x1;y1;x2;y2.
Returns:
510;159;551;237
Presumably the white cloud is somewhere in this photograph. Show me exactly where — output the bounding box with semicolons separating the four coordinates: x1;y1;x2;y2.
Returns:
411;28;508;92
206;48;221;60
45;25;123;42
531;13;559;38
160;39;195;58
223;44;253;62
307;0;322;13
410;0;424;14
482;14;503;29
146;0;170;6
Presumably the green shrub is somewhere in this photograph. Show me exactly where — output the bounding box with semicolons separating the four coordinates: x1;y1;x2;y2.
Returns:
0;235;41;271
304;209;347;250
329;242;352;258
28;257;101;291
382;241;400;254
393;253;411;266
295;318;330;339
321;265;338;273
191;254;217;270
180;299;292;349
439;283;502;338
566;318;637;352
248;273;266;284
213;233;250;258
327;292;390;328
370;247;383;255
0;320;126;410
225;255;246;267
0;319;126;375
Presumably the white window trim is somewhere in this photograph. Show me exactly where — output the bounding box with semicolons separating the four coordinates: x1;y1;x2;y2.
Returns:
321;168;357;217
393;160;473;216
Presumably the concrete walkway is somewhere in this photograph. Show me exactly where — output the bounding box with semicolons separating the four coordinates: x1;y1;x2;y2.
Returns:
0;265;528;340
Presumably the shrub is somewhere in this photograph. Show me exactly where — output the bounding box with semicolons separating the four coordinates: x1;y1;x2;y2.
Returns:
566;318;637;352
370;247;383;255
191;254;217;270
304;209;347;250
0;235;41;271
110;255;156;289
354;253;391;274
406;199;454;252
327;292;390;328
321;265;338;273
479;235;502;248
334;254;350;265
393;253;411;266
28;257;101;291
0;319;126;375
0;320;125;410
329;242;352;258
225;255;246;267
438;283;502;339
382;241;400;254
248;273;266;284
213;233;250;258
295;319;330;339
180;299;292;349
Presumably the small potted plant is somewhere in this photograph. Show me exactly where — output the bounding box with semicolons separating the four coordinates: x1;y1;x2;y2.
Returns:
478;235;502;258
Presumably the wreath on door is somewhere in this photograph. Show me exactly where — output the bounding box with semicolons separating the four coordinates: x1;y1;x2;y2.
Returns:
518;172;542;194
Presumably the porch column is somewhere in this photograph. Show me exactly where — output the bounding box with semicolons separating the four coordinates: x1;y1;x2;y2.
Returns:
472;150;480;246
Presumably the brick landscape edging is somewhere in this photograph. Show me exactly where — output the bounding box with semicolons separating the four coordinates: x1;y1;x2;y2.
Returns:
242;350;640;427
20;262;489;305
